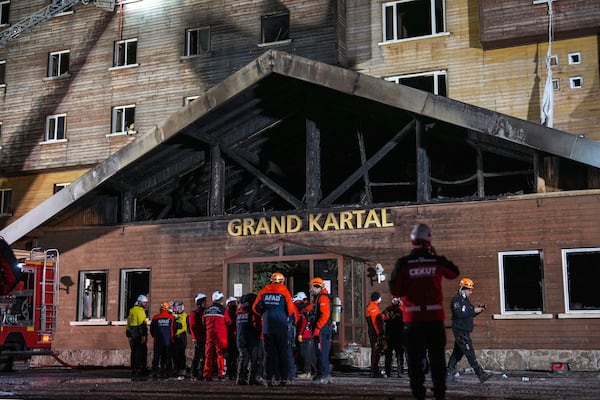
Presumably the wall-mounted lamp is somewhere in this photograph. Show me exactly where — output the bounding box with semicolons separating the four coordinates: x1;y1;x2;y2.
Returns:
59;276;75;294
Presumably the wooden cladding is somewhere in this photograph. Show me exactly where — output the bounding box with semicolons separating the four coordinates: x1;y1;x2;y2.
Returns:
479;0;600;49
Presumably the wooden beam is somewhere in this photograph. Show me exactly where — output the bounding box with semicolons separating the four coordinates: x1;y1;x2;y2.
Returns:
416;119;431;203
319;119;415;207
209;145;225;216
305;116;321;209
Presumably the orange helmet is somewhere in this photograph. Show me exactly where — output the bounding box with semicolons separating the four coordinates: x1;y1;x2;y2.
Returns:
311;277;325;288
459;278;475;289
160;301;171;310
271;272;285;283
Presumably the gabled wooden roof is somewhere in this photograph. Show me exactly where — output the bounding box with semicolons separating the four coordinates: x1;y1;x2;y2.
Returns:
2;50;600;245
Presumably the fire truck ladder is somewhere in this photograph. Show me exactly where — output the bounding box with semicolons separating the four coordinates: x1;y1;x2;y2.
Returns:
29;248;60;343
0;0;115;47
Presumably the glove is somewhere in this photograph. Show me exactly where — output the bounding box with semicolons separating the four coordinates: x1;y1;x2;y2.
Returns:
313;327;320;337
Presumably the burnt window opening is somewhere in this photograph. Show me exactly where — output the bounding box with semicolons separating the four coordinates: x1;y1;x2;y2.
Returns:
261;13;290;44
562;249;600;312
382;0;445;42
499;251;544;313
386;71;447;96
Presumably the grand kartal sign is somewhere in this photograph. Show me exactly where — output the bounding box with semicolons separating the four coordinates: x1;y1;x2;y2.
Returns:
227;208;394;237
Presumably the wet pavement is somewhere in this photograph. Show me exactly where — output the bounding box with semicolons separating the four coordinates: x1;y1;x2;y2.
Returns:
1;367;599;399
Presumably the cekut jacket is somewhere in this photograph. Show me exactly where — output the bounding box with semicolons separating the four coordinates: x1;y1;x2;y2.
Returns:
188;305;207;342
204;302;228;349
389;246;460;323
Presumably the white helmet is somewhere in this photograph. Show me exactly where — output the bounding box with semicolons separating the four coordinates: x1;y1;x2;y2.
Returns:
293;291;307;302
136;294;149;304
195;293;207;304
226;296;238;306
212;291;224;302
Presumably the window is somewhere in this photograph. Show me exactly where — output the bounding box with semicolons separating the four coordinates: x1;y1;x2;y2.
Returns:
261;13;289;44
562;248;600;313
78;271;107;321
549;55;558;66
568;52;581;65
0;1;9;26
0;60;5;85
44;114;66;142
53;182;70;194
385;70;447;96
382;0;445;42
111;104;135;134
498;250;544;314
185;27;210;56
569;76;583;89
552;78;560;91
119;268;150;320
113;38;137;67
48;50;70;77
0;188;11;215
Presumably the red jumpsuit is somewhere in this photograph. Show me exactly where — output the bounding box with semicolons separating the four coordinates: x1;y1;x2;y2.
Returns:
203;302;228;380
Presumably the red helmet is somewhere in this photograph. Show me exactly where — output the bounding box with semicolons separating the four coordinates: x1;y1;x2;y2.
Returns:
271;272;285;283
459;277;475;289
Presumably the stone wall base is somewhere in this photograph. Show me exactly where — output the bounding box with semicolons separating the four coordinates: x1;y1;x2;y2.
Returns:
29;348;600;372
336;347;600;372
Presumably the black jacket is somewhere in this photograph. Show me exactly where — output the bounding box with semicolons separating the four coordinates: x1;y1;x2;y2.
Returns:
449;292;478;332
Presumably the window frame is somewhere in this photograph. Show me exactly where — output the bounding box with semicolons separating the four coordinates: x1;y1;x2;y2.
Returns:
260;12;290;45
0;60;6;86
0;187;11;216
561;247;600;314
184;26;210;57
569;76;583;89
381;0;447;44
119;268;151;321
47;50;70;77
113;38;138;68
77;270;108;322
43;114;67;143
53;182;70;194
0;1;9;26
110;104;136;135
498;249;545;315
385;70;447;96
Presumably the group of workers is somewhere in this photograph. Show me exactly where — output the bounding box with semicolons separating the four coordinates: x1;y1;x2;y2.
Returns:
125;222;490;400
125;273;334;386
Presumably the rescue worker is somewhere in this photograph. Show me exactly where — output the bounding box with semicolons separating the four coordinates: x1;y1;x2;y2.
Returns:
366;291;384;378
447;278;492;384
188;293;208;380
150;301;177;379
309;277;333;385
236;292;262;385
382;297;405;377
172;300;188;379
293;291;316;378
225;296;239;381
126;294;149;379
0;238;21;295
389;223;460;400
203;291;228;381
252;272;298;387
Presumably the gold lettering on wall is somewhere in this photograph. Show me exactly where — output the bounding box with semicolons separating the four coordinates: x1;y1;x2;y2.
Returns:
226;208;394;237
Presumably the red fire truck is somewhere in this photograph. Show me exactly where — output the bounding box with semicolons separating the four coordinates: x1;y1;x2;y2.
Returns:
0;248;59;371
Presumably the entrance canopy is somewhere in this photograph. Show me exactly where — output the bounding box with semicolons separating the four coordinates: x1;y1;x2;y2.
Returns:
3;50;600;245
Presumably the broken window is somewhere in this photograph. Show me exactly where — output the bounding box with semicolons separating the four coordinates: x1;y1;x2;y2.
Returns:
386;70;447;96
562;248;600;312
44;114;67;142
0;1;9;25
0;60;5;85
48;50;70;77
78;271;107;321
499;250;544;314
119;268;151;320
113;38;137;67
261;13;289;44
0;187;11;215
111;104;135;134
382;0;445;42
185;27;210;56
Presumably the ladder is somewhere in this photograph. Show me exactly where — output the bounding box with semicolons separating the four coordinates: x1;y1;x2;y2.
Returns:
29;248;60;342
0;0;115;47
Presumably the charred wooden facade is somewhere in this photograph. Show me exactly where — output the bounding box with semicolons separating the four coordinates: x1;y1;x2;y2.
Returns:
1;1;600;371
